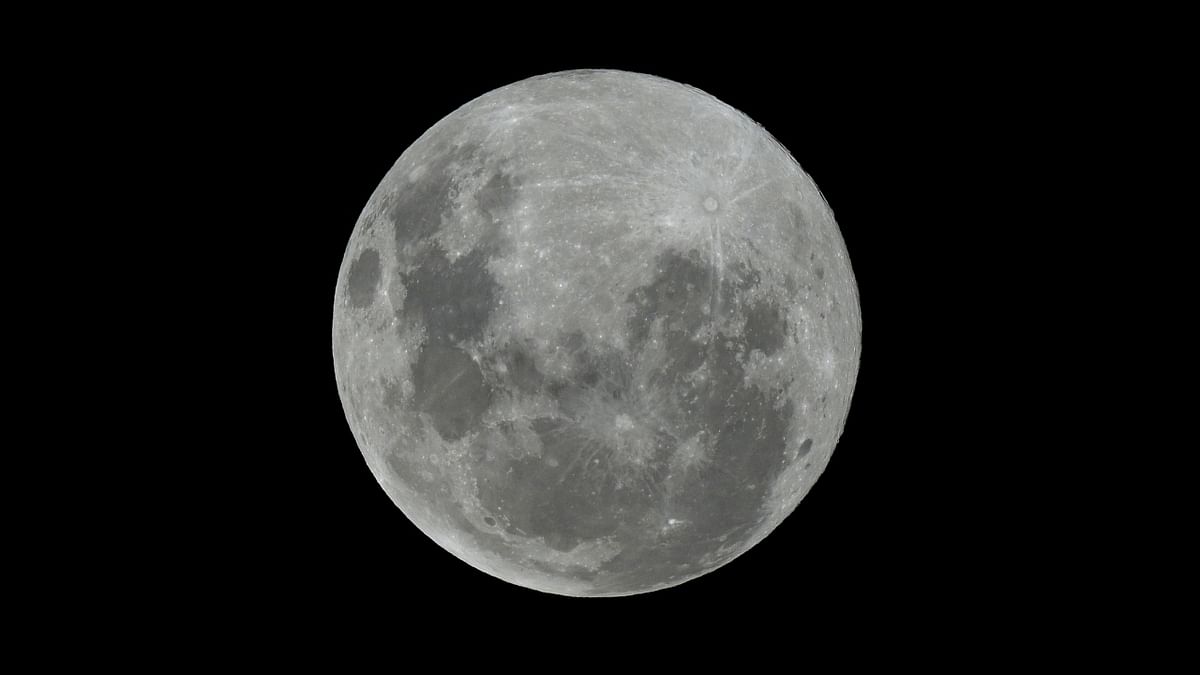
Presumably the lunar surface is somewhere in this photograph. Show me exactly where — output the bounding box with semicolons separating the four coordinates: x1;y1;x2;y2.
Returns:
332;70;860;596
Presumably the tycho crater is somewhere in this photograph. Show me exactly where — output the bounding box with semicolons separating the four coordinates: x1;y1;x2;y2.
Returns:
332;69;861;596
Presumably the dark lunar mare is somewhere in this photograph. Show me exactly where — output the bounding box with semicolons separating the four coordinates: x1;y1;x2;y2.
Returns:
392;239;500;446
387;141;480;252
378;147;567;569
410;344;493;442
386;145;521;442
473;248;797;593
590;248;795;592
399;243;499;346
346;248;381;309
743;300;788;355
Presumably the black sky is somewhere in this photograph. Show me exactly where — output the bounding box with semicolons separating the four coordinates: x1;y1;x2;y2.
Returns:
205;41;1022;636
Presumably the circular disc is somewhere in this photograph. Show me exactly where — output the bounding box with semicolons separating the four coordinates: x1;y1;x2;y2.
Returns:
332;69;861;596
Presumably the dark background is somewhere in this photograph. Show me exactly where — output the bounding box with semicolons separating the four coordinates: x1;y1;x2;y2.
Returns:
8;10;1138;659
207;42;1021;638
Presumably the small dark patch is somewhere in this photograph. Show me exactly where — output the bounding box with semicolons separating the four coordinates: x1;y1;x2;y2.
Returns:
815;266;825;280
561;330;586;354
743;301;787;355
566;347;632;406
483;516;496;527
476;171;521;219
668;339;707;380
718;262;765;317
389;142;479;253
400;243;499;345
798;438;814;457
728;260;762;290
626;249;713;348
381;377;403;410
790;202;808;229
386;453;425;486
410;343;492;441
496;340;543;393
473;170;520;255
346;248;381;308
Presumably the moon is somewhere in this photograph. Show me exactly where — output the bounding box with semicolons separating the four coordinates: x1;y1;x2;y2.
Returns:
332;70;861;596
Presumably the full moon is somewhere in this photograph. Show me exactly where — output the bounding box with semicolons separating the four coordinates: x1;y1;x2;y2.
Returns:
332;70;861;596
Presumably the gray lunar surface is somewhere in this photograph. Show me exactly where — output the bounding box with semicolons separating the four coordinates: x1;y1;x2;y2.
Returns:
332;69;861;596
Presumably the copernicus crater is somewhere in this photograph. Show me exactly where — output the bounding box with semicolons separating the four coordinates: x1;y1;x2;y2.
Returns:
331;69;861;596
